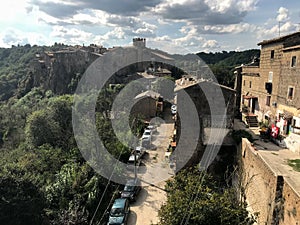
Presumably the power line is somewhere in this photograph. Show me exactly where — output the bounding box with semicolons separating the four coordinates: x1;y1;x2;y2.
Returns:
89;151;123;225
97;184;120;225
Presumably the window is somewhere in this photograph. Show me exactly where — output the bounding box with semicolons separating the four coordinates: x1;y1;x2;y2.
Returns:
271;50;275;59
268;72;273;82
249;81;252;88
291;56;297;67
292;119;296;127
266;96;271;106
287;86;294;100
243;80;246;86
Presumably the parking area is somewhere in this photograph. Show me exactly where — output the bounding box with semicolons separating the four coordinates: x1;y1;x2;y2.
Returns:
127;122;175;225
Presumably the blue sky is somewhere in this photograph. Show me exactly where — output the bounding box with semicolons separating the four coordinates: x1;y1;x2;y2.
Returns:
1;0;300;54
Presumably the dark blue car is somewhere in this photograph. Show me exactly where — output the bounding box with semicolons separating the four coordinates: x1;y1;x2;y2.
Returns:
107;198;130;225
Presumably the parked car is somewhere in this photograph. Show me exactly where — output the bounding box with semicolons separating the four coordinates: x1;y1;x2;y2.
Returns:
141;129;152;148
107;198;130;225
126;154;141;171
147;125;157;133
133;146;146;158
142;129;152;141
171;104;177;114
120;178;141;202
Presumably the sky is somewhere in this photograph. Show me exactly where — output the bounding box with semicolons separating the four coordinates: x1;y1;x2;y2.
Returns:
1;0;300;54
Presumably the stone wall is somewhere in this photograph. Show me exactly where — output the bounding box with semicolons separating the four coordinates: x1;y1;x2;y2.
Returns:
240;138;300;225
130;96;157;119
240;138;277;225
282;181;300;225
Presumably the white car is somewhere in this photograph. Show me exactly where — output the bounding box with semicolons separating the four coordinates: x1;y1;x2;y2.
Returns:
134;146;146;157
171;105;177;114
141;129;152;148
126;154;141;170
142;129;152;141
147;125;157;133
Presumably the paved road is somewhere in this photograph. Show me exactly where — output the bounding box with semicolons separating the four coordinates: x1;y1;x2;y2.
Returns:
127;122;175;225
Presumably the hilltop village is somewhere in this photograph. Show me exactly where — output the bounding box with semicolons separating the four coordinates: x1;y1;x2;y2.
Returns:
0;34;300;225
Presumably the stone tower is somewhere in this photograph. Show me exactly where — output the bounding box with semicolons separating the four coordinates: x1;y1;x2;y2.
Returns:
133;38;146;48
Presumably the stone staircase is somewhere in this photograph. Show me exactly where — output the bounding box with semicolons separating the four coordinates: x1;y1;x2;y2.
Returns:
246;115;259;127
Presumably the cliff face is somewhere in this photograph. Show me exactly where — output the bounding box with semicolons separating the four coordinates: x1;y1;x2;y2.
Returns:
20;49;101;96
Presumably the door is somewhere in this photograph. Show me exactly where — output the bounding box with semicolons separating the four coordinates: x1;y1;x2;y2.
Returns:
251;98;257;114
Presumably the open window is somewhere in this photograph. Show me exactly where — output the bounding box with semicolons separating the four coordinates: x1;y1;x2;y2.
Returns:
271;50;275;59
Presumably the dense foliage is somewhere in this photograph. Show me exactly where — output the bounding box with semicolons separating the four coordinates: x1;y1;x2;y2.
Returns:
197;49;260;88
0;87;121;225
0;43;71;101
158;167;256;225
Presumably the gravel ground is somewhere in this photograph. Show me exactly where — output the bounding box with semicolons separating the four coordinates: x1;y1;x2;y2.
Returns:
127;122;175;225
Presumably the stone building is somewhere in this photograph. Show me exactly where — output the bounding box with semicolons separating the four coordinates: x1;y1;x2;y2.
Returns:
174;75;235;169
235;31;300;153
131;90;163;120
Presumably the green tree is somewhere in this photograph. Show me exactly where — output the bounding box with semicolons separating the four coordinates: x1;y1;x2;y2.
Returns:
158;167;255;225
0;176;45;225
25;109;60;147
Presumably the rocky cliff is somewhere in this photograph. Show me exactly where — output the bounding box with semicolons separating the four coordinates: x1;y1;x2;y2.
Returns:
20;49;101;95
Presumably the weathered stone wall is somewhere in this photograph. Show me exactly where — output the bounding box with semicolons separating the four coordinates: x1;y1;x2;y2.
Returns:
241;43;283;122
240;138;300;225
240;138;277;225
175;81;235;168
240;36;300;123
130;97;157;119
281;180;300;225
279;48;300;108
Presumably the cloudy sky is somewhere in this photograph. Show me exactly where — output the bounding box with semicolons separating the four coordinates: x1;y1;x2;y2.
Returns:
1;0;300;54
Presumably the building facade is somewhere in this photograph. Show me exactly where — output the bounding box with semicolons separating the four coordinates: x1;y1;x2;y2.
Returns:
236;31;300;152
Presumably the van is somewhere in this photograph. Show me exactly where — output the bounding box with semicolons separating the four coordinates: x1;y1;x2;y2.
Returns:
107;198;130;225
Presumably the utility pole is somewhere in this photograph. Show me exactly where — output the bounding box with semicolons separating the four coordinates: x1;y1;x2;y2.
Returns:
134;146;137;179
279;22;281;37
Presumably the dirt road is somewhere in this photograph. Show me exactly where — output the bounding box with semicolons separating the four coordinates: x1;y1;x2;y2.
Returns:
127;122;175;225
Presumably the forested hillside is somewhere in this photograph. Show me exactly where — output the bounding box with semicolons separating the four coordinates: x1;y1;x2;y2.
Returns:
0;43;74;101
197;49;260;88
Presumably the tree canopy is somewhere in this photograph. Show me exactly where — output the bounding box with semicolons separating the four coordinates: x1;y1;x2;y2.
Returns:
158;167;256;225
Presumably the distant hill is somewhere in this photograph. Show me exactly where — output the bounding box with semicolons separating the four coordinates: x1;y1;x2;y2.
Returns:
196;49;260;88
197;49;260;66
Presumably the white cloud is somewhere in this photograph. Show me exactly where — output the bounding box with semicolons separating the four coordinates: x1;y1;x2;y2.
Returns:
205;0;257;13
277;7;289;22
0;28;49;47
203;23;257;34
0;0;30;21
50;26;93;44
202;40;219;49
